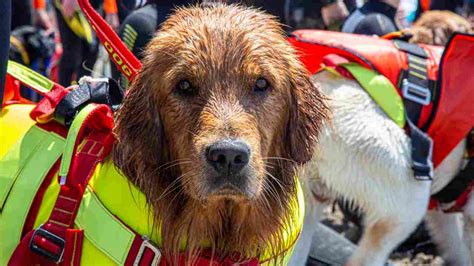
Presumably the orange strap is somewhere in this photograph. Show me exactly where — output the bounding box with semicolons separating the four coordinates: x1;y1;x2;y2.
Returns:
420;0;431;11
78;0;142;81
34;0;46;10
103;0;118;14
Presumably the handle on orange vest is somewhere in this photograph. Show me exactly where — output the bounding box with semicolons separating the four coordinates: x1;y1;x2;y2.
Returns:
77;0;142;82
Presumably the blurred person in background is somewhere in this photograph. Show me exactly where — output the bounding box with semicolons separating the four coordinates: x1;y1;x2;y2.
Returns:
342;0;400;35
11;0;33;30
12;0;54;31
0;0;11;107
112;0;350;88
415;0;466;20
33;0;55;31
321;0;350;30
464;0;474;26
115;0;148;22
54;0;119;86
111;0;195;88
430;0;464;13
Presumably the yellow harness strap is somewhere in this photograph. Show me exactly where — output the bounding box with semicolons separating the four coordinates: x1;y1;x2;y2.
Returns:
9;36;30;65
54;0;94;44
340;63;406;128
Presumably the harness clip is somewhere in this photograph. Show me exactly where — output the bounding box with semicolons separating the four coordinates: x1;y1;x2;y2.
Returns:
402;79;431;106
29;225;65;263
133;236;162;266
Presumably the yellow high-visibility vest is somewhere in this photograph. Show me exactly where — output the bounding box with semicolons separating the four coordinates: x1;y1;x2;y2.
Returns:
0;103;304;265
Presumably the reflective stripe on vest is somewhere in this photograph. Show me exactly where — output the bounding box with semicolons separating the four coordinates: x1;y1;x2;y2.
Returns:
0;105;65;265
34;160;305;265
339;63;406;128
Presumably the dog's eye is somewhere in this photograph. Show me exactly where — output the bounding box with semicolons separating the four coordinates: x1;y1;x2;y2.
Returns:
253;78;270;92
176;80;195;96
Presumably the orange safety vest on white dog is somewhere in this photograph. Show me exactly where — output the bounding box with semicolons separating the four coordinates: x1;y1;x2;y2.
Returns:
288;30;474;212
289;30;474;169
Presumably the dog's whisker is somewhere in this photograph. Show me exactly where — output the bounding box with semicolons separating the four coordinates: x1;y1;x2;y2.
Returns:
186;130;199;138
155;161;193;174
265;170;285;192
262;157;297;164
156;159;193;171
262;171;284;211
165;171;198;206
157;170;194;201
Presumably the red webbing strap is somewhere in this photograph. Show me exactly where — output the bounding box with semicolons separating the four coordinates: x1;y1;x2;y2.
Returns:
123;234;260;266
9;105;115;266
29;86;70;123
429;180;474;213
78;0;142;82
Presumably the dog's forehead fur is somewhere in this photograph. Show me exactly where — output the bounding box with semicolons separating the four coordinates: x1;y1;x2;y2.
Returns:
143;5;293;91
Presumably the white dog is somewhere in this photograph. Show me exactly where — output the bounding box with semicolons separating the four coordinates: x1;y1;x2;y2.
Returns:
306;69;473;265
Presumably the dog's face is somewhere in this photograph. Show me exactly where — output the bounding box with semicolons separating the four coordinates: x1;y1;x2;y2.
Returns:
149;8;306;202
114;4;327;258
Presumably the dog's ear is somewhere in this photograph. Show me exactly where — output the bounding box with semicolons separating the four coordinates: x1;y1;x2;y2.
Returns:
113;70;166;182
285;63;328;164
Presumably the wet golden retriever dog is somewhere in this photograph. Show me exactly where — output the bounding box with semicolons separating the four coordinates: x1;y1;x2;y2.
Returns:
114;4;327;263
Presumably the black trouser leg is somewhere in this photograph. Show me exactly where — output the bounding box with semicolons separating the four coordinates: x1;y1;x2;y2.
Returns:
0;0;11;108
55;8;83;86
76;39;98;80
11;0;32;30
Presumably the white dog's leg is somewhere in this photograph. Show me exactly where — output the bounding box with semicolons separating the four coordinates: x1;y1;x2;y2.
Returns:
426;211;470;265
345;183;430;266
463;192;474;265
311;71;432;265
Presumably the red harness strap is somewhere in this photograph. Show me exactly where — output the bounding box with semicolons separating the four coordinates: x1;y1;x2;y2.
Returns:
124;235;260;266
78;0;141;82
428;181;474;213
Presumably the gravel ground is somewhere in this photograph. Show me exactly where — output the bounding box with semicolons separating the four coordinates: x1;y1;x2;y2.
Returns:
321;204;444;265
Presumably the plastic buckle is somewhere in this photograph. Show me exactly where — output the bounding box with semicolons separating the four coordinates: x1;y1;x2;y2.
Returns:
133;236;162;266
29;225;65;263
402;79;431;106
412;161;433;181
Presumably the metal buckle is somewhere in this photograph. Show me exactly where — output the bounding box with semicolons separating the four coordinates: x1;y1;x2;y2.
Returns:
29;225;65;263
402;79;431;106
133;236;162;266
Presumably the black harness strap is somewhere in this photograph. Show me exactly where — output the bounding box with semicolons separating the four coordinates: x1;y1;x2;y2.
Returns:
432;158;474;203
394;40;434;126
432;130;474;204
54;77;123;126
393;40;435;180
407;118;433;180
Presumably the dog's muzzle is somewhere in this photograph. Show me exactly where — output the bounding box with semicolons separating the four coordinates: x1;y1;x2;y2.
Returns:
205;139;253;196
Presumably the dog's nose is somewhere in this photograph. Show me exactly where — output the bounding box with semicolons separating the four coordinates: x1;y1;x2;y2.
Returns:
206;140;250;176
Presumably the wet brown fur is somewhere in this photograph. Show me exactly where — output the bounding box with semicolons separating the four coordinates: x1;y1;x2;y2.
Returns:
113;4;328;264
408;11;473;45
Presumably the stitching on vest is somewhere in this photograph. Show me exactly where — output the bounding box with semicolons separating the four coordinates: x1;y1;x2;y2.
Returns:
76;186;135;264
71;232;77;266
